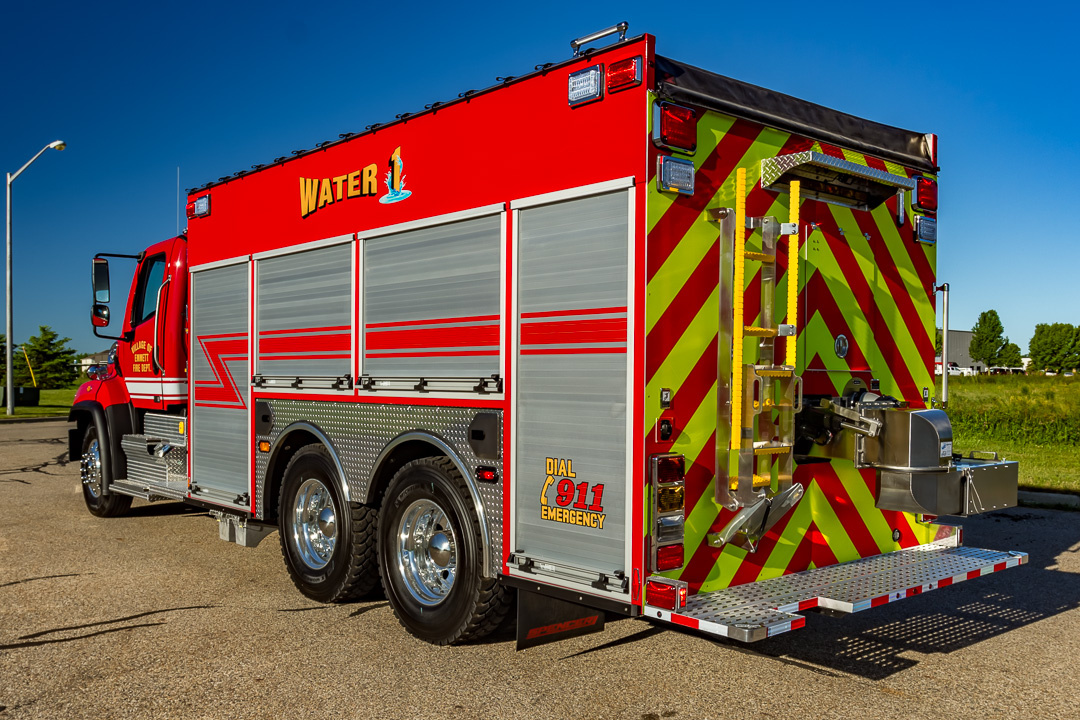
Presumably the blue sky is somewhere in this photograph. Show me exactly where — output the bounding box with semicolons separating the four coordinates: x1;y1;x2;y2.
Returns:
2;1;1077;355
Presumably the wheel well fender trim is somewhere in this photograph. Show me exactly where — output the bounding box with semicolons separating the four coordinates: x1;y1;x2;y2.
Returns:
267;422;351;505
369;430;492;578
70;400;112;495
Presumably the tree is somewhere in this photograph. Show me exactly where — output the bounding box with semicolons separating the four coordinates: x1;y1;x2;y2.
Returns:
1029;323;1079;372
969;310;1008;367
11;326;78;389
935;328;943;356
999;341;1022;368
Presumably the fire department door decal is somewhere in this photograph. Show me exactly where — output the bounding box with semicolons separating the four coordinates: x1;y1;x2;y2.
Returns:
191;263;250;503
514;189;629;583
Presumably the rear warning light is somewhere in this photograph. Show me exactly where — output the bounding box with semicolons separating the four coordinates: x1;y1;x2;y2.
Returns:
645;577;688;610
568;65;604;106
186;195;210;218
655;455;685;483
606;56;641;92
657;156;695;195
656;543;684;571
657;484;684;513
655;102;697;153
914;176;938;213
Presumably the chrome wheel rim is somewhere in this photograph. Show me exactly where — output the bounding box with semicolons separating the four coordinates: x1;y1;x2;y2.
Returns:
395;498;457;606
81;439;102;498
290;477;337;570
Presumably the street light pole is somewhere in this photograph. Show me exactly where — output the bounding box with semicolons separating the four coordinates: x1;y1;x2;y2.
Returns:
6;140;65;415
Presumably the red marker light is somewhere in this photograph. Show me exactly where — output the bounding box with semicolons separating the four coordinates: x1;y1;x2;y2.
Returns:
656;103;697;153
656;543;684;571
607;56;642;93
914;177;938;213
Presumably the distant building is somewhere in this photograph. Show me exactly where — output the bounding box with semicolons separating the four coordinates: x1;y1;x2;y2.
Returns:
79;350;111;373
935;329;985;373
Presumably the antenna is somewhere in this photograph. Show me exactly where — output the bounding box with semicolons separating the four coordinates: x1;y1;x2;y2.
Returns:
176;166;180;236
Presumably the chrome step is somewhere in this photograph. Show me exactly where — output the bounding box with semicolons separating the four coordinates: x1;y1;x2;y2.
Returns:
110;478;188;501
646;543;1027;642
117;433;188;501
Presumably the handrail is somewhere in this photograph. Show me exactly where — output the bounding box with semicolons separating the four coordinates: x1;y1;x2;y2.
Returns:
152;277;170;373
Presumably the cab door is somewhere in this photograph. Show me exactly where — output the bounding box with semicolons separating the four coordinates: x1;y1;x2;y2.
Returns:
119;237;186;410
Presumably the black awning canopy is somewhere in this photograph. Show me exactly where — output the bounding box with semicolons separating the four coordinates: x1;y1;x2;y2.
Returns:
655;56;937;174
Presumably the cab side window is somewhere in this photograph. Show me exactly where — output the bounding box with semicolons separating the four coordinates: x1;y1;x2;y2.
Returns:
132;255;167;326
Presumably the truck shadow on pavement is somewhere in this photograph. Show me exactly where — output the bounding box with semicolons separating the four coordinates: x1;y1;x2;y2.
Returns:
0;606;214;651
741;508;1080;680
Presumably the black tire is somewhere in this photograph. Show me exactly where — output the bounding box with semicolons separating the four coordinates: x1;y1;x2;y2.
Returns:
80;425;132;518
278;444;378;603
378;456;510;645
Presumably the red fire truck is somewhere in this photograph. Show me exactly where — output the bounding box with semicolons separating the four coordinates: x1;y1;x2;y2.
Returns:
71;24;1025;648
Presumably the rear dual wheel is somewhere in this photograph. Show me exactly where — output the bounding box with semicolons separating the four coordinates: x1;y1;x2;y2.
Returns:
279;445;378;603
378;457;511;645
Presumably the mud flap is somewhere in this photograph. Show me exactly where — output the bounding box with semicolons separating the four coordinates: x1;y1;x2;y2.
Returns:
516;588;605;650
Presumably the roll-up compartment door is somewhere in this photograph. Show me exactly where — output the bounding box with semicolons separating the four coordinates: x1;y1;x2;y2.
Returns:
256;242;352;388
191;263;250;503
513;189;631;591
362;215;502;381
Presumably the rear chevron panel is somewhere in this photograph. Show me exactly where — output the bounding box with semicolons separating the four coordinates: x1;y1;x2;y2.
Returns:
645;102;939;594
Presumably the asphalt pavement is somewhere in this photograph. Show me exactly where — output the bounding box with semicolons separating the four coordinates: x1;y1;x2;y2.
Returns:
1;420;1078;719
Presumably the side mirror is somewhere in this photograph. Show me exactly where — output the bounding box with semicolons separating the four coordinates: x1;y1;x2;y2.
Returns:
92;303;110;328
92;258;110;303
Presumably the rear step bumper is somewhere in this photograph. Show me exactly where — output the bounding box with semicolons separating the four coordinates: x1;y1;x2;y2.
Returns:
645;543;1027;642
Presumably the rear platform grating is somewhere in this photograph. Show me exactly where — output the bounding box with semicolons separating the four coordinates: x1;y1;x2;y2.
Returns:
645;543;1027;642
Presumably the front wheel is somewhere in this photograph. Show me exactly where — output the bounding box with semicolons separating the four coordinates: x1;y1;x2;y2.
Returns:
278;445;378;603
80;425;132;518
378;457;510;645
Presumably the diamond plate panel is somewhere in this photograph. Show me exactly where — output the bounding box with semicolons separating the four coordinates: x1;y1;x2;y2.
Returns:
254;400;503;573
649;544;1027;642
760;151;917;190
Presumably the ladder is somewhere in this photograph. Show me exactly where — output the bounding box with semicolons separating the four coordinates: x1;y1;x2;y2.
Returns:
709;170;804;552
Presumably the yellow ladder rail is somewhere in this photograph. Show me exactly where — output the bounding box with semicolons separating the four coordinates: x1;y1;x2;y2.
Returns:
786;180;800;368
730;168;747;457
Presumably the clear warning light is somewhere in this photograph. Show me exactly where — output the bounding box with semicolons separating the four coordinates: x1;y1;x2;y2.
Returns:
568;65;604;106
658;156;695;195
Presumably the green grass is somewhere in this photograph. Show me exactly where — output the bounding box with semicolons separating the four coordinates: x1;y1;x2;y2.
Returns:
941;375;1080;493
0;387;78;420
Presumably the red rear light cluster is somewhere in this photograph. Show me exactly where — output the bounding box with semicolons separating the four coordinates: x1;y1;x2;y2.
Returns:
651;453;686;572
656;543;684;571
655;102;697;153
606;56;642;93
645;578;688;610
656;454;685;483
914;176;938;213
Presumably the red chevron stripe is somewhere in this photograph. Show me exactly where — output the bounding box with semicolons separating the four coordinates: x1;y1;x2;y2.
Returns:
849;209;935;371
647;118;761;281
645;239;718;382
813;465;882;559
884;194;936;298
815;211;920;399
646;337;720;458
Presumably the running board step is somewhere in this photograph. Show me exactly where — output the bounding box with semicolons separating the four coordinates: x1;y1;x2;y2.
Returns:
645;543;1027;643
